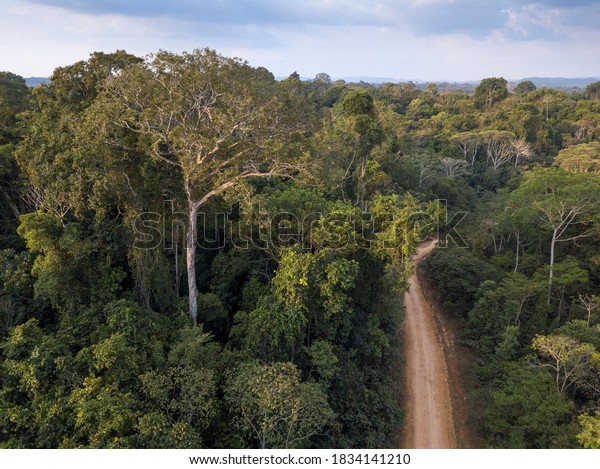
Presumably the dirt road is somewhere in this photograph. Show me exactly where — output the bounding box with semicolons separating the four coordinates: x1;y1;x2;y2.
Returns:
400;239;457;449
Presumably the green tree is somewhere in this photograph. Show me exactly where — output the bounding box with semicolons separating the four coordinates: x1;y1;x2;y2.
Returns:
538;259;589;322
450;131;480;167
554;142;600;174
498;272;544;325
341;90;384;211
577;410;600;448
307;339;339;384
532;334;597;395
102;49;307;323
573;294;600;327
0;249;35;336
371;193;427;276
17;212;124;315
422;248;500;316
506;103;543;146
231;295;307;361
508;168;600;302
15;51;143;218
225;362;335;448
474;77;508;112
13;52;176;312
66;376;134;448
483;364;576;448
464;281;512;355
0;72;32;245
0;318;77;448
571;100;600;143
513;80;537;95
138;366;216;447
584;81;600;101
0;72;31;134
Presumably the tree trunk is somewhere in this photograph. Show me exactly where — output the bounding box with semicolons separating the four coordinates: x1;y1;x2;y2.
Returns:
558;286;565;322
0;187;20;219
515;299;524;325
548;231;557;305
514;231;520;273
187;202;199;323
175;240;180;299
356;154;367;212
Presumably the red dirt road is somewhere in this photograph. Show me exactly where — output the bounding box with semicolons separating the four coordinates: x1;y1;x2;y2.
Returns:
401;239;457;449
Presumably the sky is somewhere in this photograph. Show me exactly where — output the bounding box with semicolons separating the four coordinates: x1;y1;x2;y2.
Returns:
1;0;599;81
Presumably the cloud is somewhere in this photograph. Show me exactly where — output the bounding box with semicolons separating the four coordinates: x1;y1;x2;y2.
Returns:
504;1;600;40
24;0;598;42
2;0;599;80
9;1;485;50
24;1;400;27
401;2;508;37
505;3;560;37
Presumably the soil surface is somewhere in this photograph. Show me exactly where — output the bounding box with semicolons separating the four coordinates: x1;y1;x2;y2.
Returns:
400;239;458;449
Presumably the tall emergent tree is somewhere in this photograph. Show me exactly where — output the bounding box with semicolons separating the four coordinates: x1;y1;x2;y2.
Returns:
508;168;600;302
15;51;144;219
340;90;384;211
103;49;307;323
474;77;508;112
450;131;480;168
0;72;32;232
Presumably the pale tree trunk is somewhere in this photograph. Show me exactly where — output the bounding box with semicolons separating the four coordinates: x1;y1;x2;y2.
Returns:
182;170;281;323
357;154;368;212
187;202;199;323
0;187;20;218
485;87;495;112
548;230;557;305
175;240;180;299
174;222;182;299
514;231;520;273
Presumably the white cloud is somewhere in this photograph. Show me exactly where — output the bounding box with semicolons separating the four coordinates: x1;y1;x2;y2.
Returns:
505;3;560;37
0;0;598;80
0;0;172;75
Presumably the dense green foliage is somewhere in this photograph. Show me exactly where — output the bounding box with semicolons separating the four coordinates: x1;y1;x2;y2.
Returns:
1;51;599;448
419;78;600;447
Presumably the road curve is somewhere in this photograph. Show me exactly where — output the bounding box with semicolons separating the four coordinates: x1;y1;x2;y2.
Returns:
401;239;457;449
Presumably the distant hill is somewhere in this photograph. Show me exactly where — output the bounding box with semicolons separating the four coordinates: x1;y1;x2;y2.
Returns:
334;76;600;91
27;75;600;91
519;77;599;89
339;76;409;84
25;77;50;87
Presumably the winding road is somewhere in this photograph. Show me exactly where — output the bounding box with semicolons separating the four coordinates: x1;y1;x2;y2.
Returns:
401;239;457;449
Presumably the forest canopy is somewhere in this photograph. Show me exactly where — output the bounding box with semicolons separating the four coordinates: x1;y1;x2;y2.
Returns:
1;49;599;448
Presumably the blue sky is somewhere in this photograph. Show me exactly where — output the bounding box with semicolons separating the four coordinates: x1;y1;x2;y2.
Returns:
1;0;599;81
